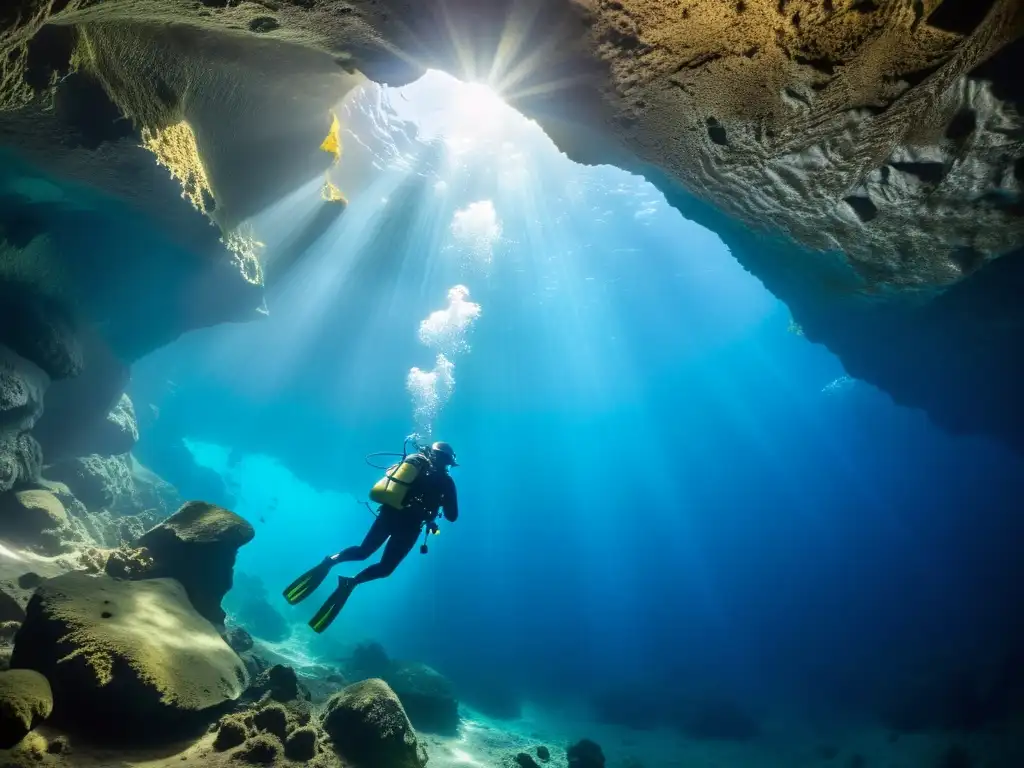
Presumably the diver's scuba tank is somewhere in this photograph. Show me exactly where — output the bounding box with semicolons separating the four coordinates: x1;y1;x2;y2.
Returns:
367;435;428;509
369;458;420;508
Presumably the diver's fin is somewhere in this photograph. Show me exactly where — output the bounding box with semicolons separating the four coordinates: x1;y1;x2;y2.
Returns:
308;577;357;633
282;558;334;605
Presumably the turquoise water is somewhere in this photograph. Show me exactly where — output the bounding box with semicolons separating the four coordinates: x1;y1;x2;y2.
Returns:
124;71;1024;760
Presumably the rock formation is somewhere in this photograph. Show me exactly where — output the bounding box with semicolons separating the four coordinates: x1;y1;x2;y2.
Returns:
341;642;461;734
130;501;255;627
9;571;248;741
0;346;47;494
383;661;460;735
0;488;79;556
0;669;52;749
44;454;134;512
322;678;427;768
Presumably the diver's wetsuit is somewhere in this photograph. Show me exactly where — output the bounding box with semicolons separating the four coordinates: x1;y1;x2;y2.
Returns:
334;454;458;584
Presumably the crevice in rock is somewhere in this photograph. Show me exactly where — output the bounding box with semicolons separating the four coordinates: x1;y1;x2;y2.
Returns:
945;108;977;145
969;37;1024;110
53;72;137;151
249;17;280;33
927;0;998;36
794;54;838;76
844;195;878;223
889;161;947;186
889;63;942;90
850;0;880;12
24;24;75;92
706;117;728;146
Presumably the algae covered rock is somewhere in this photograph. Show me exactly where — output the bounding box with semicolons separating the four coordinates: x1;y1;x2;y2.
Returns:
322;678;426;768
252;702;289;739
213;713;250;751
226;625;255;653
235;732;283;764
0;669;52;749
384;661;459;734
285;725;318;761
0;489;73;555
100;393;138;456
44;454;133;511
0;590;24;624
9;571;248;741
134;501;254;627
251;664;306;704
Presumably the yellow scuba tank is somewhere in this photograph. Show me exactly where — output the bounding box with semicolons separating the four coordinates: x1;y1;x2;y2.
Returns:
369;458;421;508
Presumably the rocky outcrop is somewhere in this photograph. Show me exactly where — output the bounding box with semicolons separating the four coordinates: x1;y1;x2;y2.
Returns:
128;456;182;518
250;665;307;706
43;454;133;512
322;679;427;768
0;590;24;625
341;643;460;734
225;625;254;654
209;665;339;766
0;669;52;749
0;489;75;555
9;571;248;741
0;346;47;494
36;391;136;464
131;501;254;627
383;661;460;735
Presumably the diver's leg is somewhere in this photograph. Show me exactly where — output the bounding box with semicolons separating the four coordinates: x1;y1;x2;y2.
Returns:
352;523;420;584
332;514;390;563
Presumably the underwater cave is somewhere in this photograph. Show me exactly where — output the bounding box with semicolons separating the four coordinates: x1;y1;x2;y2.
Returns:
0;2;1023;767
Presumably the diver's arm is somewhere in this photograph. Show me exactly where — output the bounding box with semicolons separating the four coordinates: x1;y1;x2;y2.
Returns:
442;478;459;522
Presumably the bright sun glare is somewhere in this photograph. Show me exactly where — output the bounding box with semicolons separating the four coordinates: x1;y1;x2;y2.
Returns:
395;72;513;150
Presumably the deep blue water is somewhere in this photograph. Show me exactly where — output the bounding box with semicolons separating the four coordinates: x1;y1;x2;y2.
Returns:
127;72;1024;730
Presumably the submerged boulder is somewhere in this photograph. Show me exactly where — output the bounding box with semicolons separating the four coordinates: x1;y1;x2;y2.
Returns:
0;669;52;749
0;489;75;555
133;501;254;627
384;661;459;735
0;589;24;624
322;678;426;768
250;664;309;705
225;625;255;654
9;571;248;741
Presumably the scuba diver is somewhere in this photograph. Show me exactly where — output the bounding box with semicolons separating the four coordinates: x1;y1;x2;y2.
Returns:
283;440;459;633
